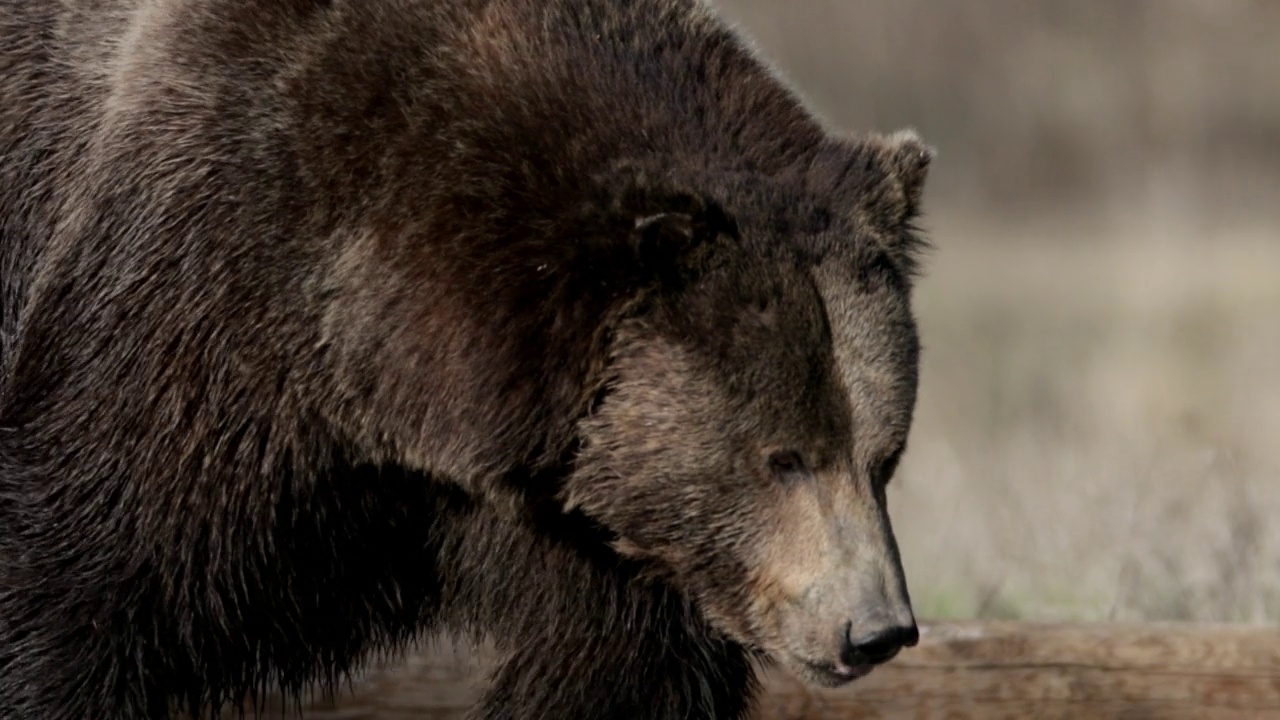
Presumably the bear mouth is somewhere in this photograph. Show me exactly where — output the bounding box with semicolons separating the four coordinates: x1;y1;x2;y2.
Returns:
793;657;876;688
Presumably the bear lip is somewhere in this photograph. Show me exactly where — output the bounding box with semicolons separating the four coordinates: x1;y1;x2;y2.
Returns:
794;657;876;687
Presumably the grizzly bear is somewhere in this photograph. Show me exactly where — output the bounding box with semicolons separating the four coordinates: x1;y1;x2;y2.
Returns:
0;0;934;718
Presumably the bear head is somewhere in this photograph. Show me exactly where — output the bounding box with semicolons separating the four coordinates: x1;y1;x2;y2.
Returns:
562;129;934;686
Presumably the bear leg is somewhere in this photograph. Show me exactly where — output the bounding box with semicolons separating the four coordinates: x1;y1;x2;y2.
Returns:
0;458;448;719
427;491;759;720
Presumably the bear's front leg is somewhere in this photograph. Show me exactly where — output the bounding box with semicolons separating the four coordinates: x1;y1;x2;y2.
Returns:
428;490;760;720
476;591;758;720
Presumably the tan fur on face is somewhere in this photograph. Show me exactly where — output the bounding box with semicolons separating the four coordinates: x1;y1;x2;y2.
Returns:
747;463;893;649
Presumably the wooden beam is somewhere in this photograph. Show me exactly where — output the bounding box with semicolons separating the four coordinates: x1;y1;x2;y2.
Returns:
255;621;1280;719
758;621;1280;720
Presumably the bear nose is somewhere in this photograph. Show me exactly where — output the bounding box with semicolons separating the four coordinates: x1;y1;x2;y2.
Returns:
841;622;919;666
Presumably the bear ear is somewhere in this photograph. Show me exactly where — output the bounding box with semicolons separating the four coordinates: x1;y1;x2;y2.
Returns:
588;164;739;283
873;128;934;220
807;128;935;234
629;194;736;276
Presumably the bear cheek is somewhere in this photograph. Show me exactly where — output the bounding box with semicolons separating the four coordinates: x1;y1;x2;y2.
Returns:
667;546;766;646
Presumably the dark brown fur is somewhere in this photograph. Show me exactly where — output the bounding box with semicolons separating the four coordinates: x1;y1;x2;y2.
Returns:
0;1;933;718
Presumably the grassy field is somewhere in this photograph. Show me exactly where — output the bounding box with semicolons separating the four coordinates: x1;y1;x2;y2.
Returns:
712;0;1280;624
896;215;1280;623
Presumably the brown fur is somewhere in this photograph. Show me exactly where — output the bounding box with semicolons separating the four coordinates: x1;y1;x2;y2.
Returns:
0;1;933;717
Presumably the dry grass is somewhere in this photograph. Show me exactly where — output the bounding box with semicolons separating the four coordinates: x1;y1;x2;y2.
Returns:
896;216;1280;623
710;0;1280;623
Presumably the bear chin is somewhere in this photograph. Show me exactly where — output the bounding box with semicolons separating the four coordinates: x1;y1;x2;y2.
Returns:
789;657;878;688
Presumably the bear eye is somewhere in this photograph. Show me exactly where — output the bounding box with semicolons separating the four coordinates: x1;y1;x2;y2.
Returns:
768;450;807;481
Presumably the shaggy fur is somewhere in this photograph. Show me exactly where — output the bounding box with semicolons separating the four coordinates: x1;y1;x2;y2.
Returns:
0;1;933;718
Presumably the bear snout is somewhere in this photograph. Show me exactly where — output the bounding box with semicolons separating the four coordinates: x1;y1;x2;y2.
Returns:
784;609;917;687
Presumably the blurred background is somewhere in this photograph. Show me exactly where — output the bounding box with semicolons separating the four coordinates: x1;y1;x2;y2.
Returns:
713;0;1280;624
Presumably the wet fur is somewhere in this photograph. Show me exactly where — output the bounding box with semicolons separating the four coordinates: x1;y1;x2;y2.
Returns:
0;0;929;717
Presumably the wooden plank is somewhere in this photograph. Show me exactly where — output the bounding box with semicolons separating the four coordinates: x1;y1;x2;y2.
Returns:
249;621;1280;719
757;621;1280;719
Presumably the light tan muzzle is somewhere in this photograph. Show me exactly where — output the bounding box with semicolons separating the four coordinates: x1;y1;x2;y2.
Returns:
756;466;917;685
